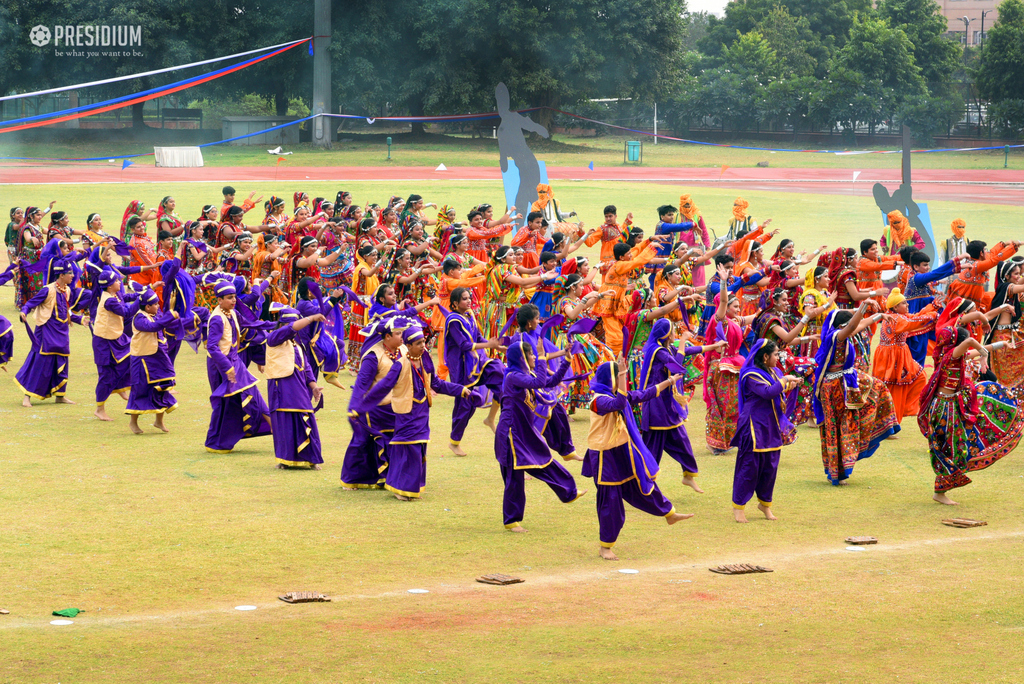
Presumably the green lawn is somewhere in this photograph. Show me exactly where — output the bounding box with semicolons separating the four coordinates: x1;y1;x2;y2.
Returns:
2;181;1024;682
2;130;1023;170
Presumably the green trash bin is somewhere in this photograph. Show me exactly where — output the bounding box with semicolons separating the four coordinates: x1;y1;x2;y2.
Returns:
625;140;642;163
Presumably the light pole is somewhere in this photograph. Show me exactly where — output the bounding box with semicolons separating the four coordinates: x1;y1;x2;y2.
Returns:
312;0;332;149
981;10;993;49
960;15;973;46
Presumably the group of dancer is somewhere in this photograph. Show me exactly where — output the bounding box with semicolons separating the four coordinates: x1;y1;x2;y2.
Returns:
4;188;1024;559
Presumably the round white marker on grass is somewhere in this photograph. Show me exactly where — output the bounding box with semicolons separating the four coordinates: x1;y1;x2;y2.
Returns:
619;569;639;574
407;589;429;594
50;619;74;625
846;546;866;552
234;605;258;611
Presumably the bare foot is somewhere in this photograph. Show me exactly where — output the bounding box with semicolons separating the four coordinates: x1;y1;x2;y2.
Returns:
666;511;695;525
310;464;321;470
129;422;144;435
682;475;704;494
116;390;129;401
933;492;958;505
340;485;357;490
94;407;113;421
326;377;347;391
482;417;496;434
887;434;899;440
758;503;777;520
564;452;584;462
599;546;619;561
55;396;75;404
394;493;412;501
733;508;748;523
449;442;467;457
508;525;527;533
153;417;169;433
277;463;288;469
21;396;31;408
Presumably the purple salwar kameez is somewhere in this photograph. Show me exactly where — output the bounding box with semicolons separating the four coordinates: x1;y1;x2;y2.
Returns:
92;290;137;406
126;310;180;415
495;343;578;529
444;310;505;447
730;340;795;509
638;321;703;477
341;343;397;488
265;324;322;467
581;362;677;549
204;307;272;453
15;283;85;400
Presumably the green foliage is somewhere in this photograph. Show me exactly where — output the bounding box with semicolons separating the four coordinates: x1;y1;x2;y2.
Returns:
184;96;311;128
331;0;688;128
754;4;821;78
977;0;1024;106
989;99;1024;139
810;17;925;131
877;0;961;94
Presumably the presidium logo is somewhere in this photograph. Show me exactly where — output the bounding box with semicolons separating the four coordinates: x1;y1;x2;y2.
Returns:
29;24;142;48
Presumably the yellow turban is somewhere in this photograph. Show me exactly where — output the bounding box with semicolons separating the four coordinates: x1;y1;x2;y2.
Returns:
886;287;906;310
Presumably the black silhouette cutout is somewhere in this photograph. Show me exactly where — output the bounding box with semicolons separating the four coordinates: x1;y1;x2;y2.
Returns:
496;83;549;221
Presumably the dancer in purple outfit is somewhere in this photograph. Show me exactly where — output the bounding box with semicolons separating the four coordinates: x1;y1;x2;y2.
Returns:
91;268;138;421
265;308;325;469
495;339;583;532
339;314;409;489
357;325;468;500
0;261;19;370
730;339;800;522
126;288;181;433
204;280;272;453
15;259;88;406
444;286;505;456
582;359;693;560
638;317;726;493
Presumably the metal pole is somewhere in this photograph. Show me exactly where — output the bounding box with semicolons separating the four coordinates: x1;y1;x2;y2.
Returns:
312;0;332;149
653;102;657;145
902;125;911;187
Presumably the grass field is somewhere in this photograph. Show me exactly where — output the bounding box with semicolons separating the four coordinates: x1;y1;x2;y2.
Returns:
2;181;1024;682
2;131;1024;170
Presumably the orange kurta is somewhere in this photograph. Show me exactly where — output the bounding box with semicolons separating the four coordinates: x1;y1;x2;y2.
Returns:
948;241;1018;311
872;309;936;422
511;226;544;270
467;224;513;263
587;221;629;263
593;239;657;354
727;226;774;266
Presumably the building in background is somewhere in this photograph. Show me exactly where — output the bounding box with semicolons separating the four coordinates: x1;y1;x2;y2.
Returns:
939;0;1001;46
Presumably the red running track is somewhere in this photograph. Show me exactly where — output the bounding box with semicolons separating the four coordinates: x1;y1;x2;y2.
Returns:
2;164;1022;205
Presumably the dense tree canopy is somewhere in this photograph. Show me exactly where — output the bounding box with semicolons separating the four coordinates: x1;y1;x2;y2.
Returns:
0;0;991;141
977;0;1024;136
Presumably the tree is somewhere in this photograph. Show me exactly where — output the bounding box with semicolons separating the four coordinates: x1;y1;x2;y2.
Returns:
977;0;1024;103
701;0;872;64
877;0;961;93
977;0;1024;137
330;0;688;133
754;4;820;78
0;0;281;128
811;17;925;138
681;11;711;53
